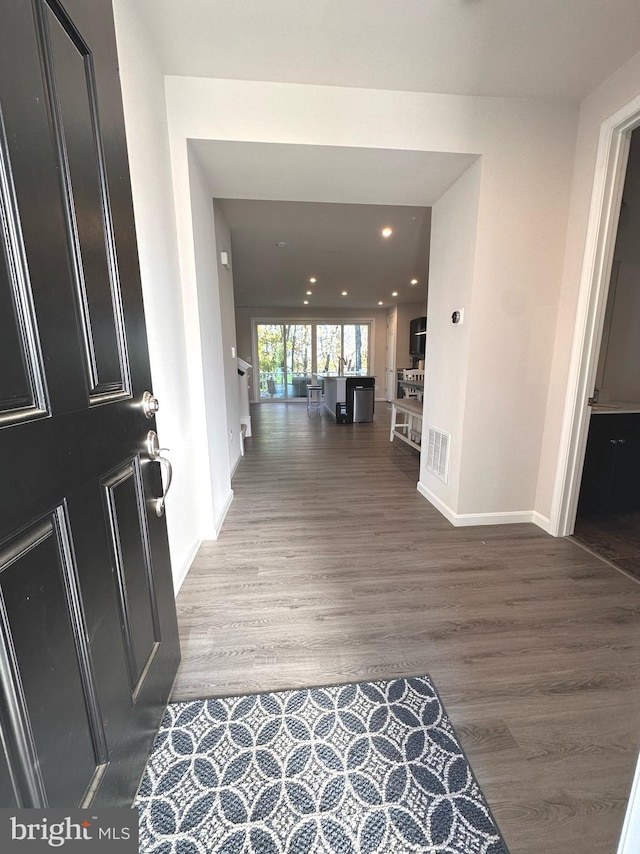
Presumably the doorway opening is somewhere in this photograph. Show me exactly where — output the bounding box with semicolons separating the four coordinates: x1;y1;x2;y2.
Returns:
551;96;640;541
571;127;640;580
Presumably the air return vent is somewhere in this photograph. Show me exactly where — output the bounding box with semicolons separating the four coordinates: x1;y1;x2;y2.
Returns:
426;427;450;483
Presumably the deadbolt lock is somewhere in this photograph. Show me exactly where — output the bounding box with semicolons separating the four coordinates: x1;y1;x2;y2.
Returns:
142;391;160;419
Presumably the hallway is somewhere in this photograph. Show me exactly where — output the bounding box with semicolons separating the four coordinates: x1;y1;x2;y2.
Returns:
173;402;640;854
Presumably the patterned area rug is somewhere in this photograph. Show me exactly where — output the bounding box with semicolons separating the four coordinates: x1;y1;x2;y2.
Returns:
136;675;508;853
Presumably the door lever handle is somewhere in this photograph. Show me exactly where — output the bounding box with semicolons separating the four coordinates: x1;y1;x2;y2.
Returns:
146;430;173;516
153;454;172;517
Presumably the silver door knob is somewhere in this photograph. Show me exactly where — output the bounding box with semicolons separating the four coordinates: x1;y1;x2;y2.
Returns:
146;430;172;517
142;391;160;419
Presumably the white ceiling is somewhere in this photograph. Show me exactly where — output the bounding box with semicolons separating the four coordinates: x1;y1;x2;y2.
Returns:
136;0;640;101
144;0;640;310
218;199;431;310
190;141;478;208
191;141;475;308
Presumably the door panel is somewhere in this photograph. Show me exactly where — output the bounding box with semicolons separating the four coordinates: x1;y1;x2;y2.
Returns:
102;459;160;694
386;313;396;401
0;123;49;424
0;0;180;808
41;2;130;402
0;0;87;417
0;513;99;807
0;255;40;416
0;748;17;808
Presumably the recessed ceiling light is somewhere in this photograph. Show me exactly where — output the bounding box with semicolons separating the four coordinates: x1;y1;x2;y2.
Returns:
303;300;309;305
309;277;317;283
341;291;348;296
378;301;384;306
392;291;398;297
410;278;418;285
381;227;393;238
306;290;313;295
275;241;288;248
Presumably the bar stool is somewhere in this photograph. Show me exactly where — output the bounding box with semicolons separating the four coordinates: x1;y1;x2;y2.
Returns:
307;384;323;415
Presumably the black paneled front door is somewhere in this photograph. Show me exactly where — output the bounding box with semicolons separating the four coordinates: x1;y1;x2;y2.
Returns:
0;0;180;807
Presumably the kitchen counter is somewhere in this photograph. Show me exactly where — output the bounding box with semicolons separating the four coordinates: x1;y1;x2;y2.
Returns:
322;375;375;421
591;402;640;414
320;372;373;378
322;376;347;419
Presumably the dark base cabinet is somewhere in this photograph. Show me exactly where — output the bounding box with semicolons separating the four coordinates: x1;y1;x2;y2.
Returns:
578;414;640;513
346;377;375;423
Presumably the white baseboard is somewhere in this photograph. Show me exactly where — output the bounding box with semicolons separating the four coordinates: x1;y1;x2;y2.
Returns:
531;511;553;534
618;751;640;854
214;488;234;538
417;481;552;531
173;490;234;596
200;488;234;541
231;450;242;476
416;482;460;526
172;538;202;596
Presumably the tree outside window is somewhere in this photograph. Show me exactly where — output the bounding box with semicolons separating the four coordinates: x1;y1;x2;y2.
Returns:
256;321;371;399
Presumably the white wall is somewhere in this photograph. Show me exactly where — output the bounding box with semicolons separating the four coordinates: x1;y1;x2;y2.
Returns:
164;77;578;525
187;149;235;533
212;202;242;472
419;160;481;515
111;0;201;589
536;49;640;522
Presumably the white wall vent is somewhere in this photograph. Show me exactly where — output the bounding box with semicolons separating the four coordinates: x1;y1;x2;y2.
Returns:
426;427;450;484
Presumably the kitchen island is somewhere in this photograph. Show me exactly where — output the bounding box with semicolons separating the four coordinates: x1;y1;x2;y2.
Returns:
322;374;376;422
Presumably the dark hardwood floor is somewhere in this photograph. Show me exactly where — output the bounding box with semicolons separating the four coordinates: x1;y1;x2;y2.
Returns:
573;510;640;581
172;402;640;854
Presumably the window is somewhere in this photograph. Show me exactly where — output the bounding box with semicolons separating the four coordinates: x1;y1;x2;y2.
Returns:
286;324;312;399
343;324;369;374
256;323;285;399
316;324;341;374
255;321;371;401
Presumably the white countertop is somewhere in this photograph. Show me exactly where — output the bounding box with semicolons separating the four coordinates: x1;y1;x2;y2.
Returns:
591;402;640;414
321;373;375;379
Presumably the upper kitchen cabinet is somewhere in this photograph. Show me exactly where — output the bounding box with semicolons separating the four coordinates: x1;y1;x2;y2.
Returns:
409;316;427;359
